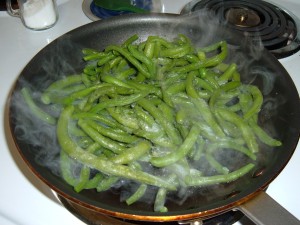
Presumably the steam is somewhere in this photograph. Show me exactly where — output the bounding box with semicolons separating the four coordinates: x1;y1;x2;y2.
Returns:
10;10;283;211
12;80;60;176
11;34;85;176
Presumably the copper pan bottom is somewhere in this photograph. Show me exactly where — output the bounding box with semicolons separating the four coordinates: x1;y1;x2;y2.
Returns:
56;194;244;225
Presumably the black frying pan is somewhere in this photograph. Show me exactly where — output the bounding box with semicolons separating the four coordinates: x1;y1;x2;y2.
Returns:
8;13;300;224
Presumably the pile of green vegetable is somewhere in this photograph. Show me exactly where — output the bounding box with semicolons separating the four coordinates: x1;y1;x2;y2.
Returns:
21;34;282;212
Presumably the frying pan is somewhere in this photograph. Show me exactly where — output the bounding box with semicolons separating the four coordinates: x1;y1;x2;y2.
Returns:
8;12;300;224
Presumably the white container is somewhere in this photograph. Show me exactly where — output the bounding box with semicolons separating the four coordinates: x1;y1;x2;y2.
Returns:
6;0;58;31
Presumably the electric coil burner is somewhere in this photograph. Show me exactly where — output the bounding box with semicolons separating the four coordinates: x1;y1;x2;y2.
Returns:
181;0;300;58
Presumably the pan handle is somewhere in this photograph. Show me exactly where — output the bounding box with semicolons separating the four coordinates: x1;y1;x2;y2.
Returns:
237;191;300;225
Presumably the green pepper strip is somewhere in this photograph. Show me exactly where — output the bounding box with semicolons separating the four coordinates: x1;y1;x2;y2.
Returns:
89;90;150;113
59;83;111;105
83;86;134;111
201;41;228;67
74;165;90;192
126;184;148;205
160;44;192;58
154;174;177;212
186;72;199;98
83;67;97;76
41;74;83;104
21;87;56;125
205;151;229;175
82;48;100;55
209;81;241;108
144;41;155;58
163;81;186;107
106;107;140;130
154;187;168;212
217;139;256;160
122;34;139;48
57;106;177;190
108;56;123;69
194;77;215;92
172;61;203;74
112;140;151;165
243;85;263;120
83;52;108;61
42;74;82;93
84;173;103;189
128;44;156;77
216;108;258;153
147;36;174;49
72;112;127;131
97;176;119;192
101;75;133;89
97;53;115;67
218;63;237;82
116;68;136;80
185;163;255;186
191;97;225;138
249;119;282;147
60;150;77;186
105;45;151;78
126;80;162;97
137;98;182;146
150;125;200;167
86;120;139;144
78;119;126;154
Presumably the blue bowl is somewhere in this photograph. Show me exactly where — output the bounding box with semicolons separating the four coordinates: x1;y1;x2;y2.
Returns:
90;0;153;19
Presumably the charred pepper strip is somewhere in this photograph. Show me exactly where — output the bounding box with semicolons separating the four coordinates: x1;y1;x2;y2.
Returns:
57;106;177;190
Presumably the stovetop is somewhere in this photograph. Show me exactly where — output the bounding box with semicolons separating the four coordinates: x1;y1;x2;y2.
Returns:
0;0;299;224
181;0;300;58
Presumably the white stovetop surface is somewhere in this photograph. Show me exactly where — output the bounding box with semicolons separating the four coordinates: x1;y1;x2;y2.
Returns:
0;0;299;224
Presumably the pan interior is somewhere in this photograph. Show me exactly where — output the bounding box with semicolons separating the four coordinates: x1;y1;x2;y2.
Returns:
8;12;300;219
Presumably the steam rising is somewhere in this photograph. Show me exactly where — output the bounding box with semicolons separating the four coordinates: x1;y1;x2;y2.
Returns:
10;10;283;211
